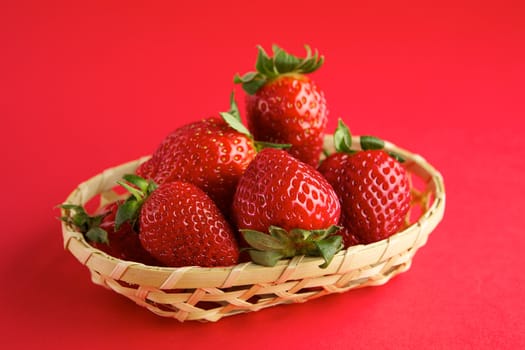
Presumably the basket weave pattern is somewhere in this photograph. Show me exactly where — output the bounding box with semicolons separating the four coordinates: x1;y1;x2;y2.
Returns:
61;137;445;322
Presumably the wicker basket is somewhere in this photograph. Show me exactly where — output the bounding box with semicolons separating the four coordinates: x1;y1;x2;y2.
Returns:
61;136;445;322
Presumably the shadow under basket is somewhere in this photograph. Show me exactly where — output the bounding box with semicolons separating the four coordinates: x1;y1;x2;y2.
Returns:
61;136;445;322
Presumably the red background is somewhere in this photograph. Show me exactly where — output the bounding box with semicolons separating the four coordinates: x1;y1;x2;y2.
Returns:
2;0;524;348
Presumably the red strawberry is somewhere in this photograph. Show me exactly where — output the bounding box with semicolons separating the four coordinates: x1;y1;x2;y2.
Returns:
232;148;342;267
116;175;240;267
60;202;160;265
235;45;328;167
135;94;257;217
318;120;411;246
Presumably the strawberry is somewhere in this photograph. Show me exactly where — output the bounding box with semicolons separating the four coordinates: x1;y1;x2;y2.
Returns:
135;93;258;217
232;148;342;267
116;175;240;267
60;202;160;265
234;45;328;167
318;120;411;246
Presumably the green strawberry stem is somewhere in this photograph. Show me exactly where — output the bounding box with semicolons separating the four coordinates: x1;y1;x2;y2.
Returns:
59;204;109;244
115;174;157;230
241;225;343;268
332;118;405;162
220;91;291;151
234;44;324;95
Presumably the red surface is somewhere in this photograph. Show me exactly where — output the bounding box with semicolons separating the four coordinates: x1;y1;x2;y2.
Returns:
2;1;524;348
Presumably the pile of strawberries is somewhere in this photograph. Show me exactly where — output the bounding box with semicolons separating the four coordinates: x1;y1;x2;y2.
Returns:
62;45;411;269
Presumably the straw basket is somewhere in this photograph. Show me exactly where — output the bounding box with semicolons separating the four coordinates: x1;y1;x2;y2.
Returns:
61;136;445;322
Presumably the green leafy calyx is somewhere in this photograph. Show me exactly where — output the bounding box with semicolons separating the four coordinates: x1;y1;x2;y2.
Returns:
240;225;343;268
220;91;291;152
332;119;404;162
234;44;324;95
334;119;353;153
59;204;109;245
115;174;157;230
219;91;251;137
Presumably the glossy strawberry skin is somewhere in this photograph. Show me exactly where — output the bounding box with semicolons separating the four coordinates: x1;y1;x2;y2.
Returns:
232;148;340;234
136;117;256;217
139;181;240;267
318;150;411;245
93;202;161;265
246;75;328;167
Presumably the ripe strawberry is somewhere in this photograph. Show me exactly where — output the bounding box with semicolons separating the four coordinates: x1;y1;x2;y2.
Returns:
60;202;160;265
318;120;411;246
135;93;258;217
116;175;240;267
235;45;328;167
232;148;342;267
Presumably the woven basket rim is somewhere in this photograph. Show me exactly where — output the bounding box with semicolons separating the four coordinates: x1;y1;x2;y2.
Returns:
61;135;445;290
